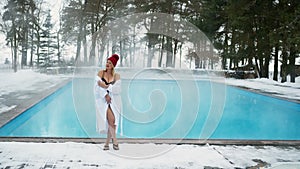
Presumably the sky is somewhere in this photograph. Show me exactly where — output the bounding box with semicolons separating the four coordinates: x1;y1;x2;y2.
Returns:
49;0;63;29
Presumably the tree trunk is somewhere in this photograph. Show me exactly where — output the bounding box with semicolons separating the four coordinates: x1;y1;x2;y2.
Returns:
158;35;164;67
258;58;264;77
75;27;82;64
209;43;214;69
254;57;261;78
75;4;84;64
222;27;229;69
147;42;153;67
195;55;200;69
281;47;288;83
21;29;28;69
131;28;136;67
89;24;96;65
179;43;182;68
173;39;178;67
13;30;18;72
98;43;105;67
120;40;123;67
229;55;234;69
262;55;270;78
36;30;41;68
30;28;34;67
10;18;18;73
289;44;296;83
273;45;279;81
165;37;173;67
83;25;87;64
57;31;61;62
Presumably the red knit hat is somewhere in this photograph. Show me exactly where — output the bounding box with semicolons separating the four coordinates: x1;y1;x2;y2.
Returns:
107;54;119;67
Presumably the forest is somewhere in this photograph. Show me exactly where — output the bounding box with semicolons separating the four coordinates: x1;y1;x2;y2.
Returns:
0;0;299;83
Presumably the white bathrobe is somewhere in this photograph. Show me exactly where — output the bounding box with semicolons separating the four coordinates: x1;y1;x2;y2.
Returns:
94;75;122;135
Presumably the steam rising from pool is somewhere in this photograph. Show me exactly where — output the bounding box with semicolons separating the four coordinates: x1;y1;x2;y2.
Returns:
72;12;226;159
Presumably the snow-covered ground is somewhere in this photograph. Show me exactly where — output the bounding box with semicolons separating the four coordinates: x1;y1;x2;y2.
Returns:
1;142;300;169
0;69;70;114
225;77;300;102
0;69;299;169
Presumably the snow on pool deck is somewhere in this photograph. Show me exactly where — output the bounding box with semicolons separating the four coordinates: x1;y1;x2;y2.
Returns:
0;69;299;168
1;142;300;169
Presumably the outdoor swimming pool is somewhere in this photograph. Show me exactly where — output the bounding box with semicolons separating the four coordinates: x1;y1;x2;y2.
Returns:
0;78;299;140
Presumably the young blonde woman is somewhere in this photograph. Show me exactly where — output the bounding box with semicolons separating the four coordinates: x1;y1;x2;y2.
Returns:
94;54;122;150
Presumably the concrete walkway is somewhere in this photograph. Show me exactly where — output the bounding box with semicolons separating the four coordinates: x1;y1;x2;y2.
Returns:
0;142;300;169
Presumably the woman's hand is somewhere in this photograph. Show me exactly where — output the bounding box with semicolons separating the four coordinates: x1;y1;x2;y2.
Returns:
98;80;108;88
105;94;111;104
97;70;109;89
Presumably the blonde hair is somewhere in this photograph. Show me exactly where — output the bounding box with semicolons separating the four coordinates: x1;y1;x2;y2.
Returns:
112;68;115;76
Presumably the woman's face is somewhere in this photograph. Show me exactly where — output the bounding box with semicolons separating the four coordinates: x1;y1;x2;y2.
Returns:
106;60;114;70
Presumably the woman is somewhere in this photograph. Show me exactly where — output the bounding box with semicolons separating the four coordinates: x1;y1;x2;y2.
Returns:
94;54;122;150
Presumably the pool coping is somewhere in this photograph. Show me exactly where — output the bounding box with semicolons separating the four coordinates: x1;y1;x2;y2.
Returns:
0;137;299;146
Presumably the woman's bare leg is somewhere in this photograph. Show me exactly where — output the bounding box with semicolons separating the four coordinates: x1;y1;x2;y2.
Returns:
105;128;111;146
106;106;118;145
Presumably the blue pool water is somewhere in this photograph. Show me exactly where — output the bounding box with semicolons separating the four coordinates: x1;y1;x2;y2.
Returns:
0;78;299;140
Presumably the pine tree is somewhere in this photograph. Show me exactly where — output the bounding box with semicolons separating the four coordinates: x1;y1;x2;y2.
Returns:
38;10;58;68
2;0;39;71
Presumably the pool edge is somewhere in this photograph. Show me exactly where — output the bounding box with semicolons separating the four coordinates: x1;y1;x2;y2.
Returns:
0;137;299;146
